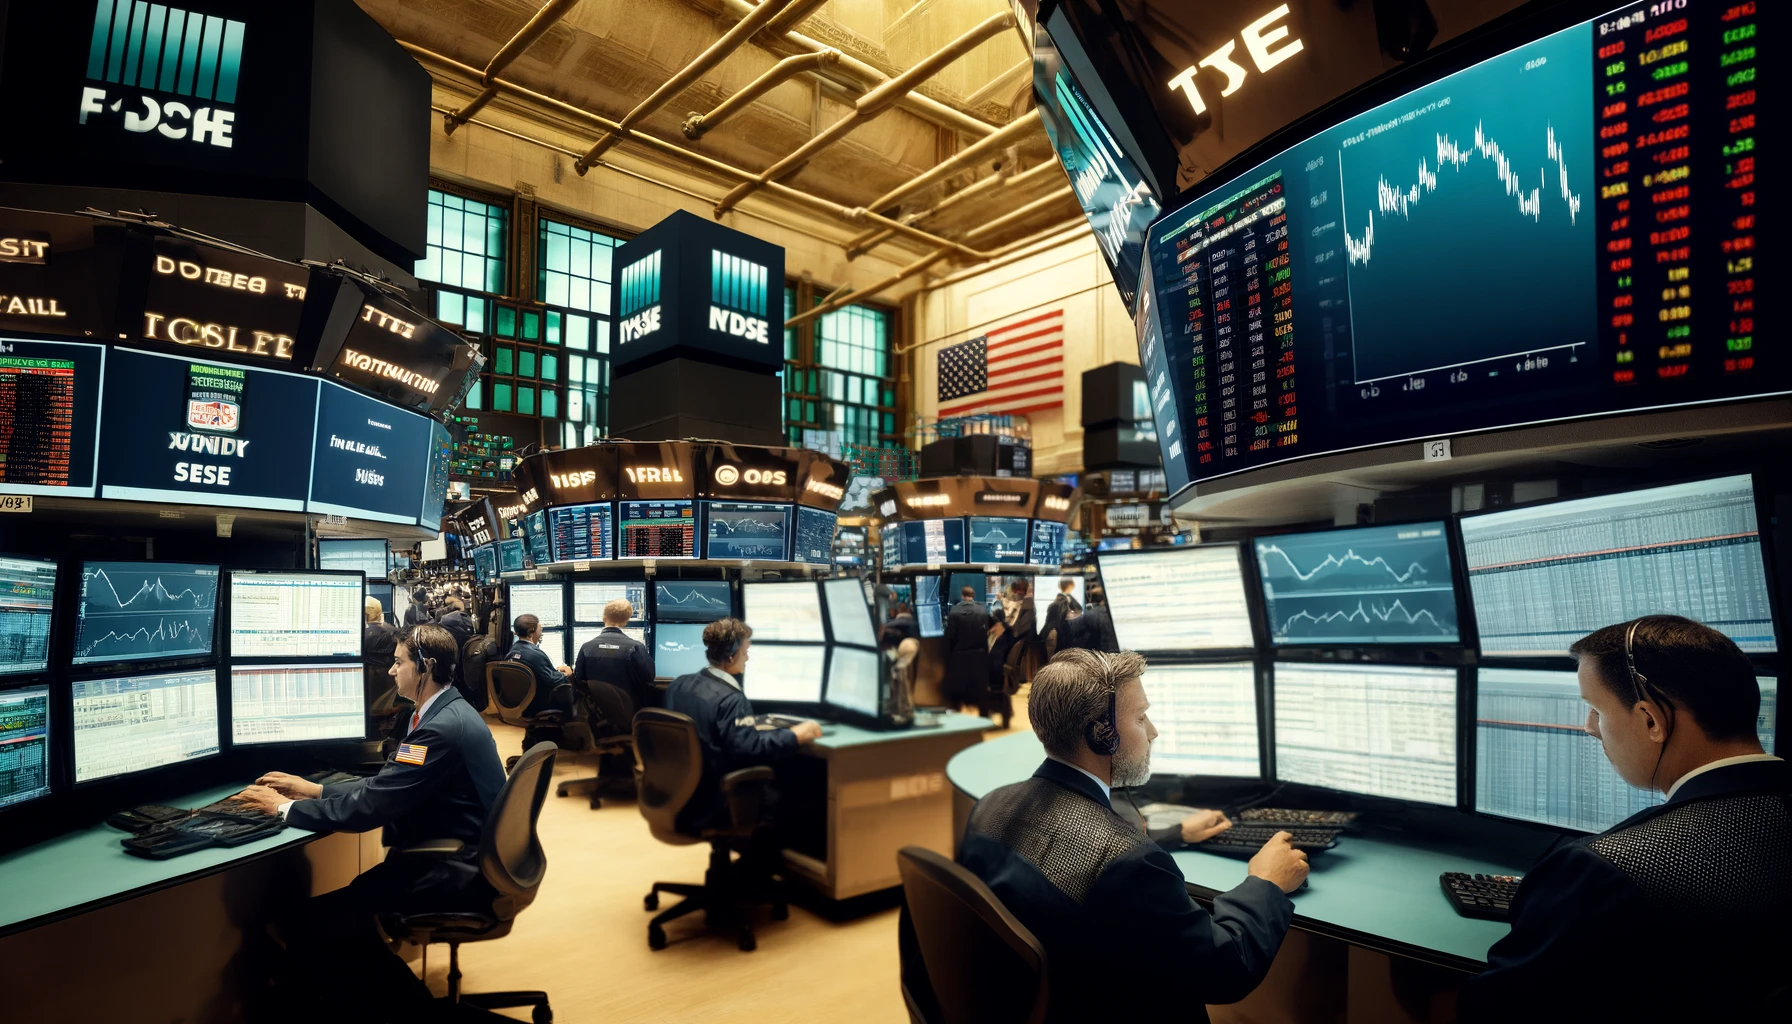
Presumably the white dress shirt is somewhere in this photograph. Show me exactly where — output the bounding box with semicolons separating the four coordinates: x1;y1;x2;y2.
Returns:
1048;755;1112;804
703;665;741;691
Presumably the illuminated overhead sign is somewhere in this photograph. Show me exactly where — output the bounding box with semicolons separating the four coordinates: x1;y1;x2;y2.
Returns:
321;282;473;413
140;236;308;366
708;249;770;344
0;236;51;264
609;211;784;374
714;464;785;486
618;251;662;344
623;465;684;484
1163;5;1304;117
79;2;246;149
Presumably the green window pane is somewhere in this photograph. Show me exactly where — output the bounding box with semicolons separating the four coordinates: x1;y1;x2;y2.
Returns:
545;310;561;345
518;349;537;379
882;387;895;407
568;388;584;423
494;305;516;339
537;217;625;313
541;388;558;420
518;385;536;416
522;310;540;341
541;353;558;381
464;297;486;334
568;356;584;384
788;398;802;421
465;378;483;410
883;413;895;433
805;401;816;420
594;319;610;354
435;291;464;326
494;382;513;412
494;347;513;376
566;313;589;351
420;190;506;293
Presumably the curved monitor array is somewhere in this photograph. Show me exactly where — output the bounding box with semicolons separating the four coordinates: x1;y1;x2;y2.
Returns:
1093;473;1781;832
519;501;838;567
884;516;1068;569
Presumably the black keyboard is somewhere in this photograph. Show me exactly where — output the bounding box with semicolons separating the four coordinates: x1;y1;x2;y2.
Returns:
196;797;278;821
1440;872;1523;920
106;804;193;834
1201;825;1342;852
122;812;285;859
1236;807;1359;827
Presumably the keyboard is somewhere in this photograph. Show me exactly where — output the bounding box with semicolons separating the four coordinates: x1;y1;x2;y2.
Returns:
196;797;278;821
1201;825;1342;853
123;813;285;859
106;804;193;834
1236;807;1359;828
1440;872;1523;920
752;714;834;736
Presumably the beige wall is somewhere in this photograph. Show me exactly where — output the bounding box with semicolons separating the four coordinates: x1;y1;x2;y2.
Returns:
909;232;1136;476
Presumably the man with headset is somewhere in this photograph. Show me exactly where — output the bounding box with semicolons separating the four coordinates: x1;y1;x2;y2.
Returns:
956;649;1307;1021
1460;615;1789;1022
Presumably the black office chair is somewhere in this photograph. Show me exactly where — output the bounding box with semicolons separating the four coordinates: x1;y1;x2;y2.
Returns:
380;741;558;1024
896;846;1048;1024
633;707;788;952
462;635;497;712
487;661;536;729
555;680;638;809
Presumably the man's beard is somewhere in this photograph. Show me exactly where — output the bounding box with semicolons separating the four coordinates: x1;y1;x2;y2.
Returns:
1112;742;1152;787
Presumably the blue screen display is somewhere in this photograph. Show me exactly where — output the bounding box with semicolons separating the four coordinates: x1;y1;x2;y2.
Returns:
654;622;710;678
899;519;966;565
655;580;732;622
309;382;434;525
794;506;837;564
703;502;790;560
1255;521;1459;646
967;517;1029;564
499;538;526;574
1029;521;1067;566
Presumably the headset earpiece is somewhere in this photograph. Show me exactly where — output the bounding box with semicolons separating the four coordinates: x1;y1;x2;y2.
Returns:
1085;690;1120;757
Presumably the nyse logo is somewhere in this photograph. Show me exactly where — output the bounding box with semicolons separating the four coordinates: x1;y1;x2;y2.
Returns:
80;3;247;149
551;470;598;489
708;306;769;344
620;306;662;343
715;465;785;486
1164;5;1303;117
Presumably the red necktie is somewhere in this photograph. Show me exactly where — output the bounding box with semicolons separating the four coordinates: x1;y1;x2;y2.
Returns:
411;710;421;733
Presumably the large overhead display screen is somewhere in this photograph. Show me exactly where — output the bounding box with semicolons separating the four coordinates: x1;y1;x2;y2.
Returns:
1145;3;1779;485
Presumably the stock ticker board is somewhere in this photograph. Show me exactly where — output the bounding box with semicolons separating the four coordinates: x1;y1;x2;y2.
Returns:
1142;1;1777;486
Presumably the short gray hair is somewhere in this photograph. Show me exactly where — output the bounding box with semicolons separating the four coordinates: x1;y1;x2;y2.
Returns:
1029;649;1148;758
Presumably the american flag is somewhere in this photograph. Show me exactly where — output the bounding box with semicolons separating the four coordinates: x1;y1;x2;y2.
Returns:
936;309;1065;418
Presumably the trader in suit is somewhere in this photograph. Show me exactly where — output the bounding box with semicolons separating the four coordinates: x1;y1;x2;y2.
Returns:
1040;578;1082;655
506;614;574;742
1061;584;1119;653
402;584;433;626
363;597;400;738
1003;577;1040;688
573;598;655;726
940;585;992;710
959;649;1306;1021
233;623;507;1024
1459;615;1790;1023
663;618;822;833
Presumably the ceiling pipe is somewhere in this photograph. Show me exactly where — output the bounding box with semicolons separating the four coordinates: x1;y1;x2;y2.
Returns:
845;159;1066;258
683;48;840;140
573;0;799;173
961;185;1077;243
759;0;831;39
443;0;583;136
713;11;1016;217
864;107;1040;215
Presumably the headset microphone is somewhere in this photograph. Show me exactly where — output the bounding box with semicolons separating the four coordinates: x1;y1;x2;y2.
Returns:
1085;690;1120;757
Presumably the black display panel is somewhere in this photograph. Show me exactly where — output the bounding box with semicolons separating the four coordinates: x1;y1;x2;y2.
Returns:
547;502;614;562
420;419;453;528
0;337;106;497
523;509;551;566
498;538;526;574
898;519;967;565
967;516;1030;564
98;347;318;510
654;580;732;623
703;502;790;561
1255;521;1460;645
618;499;696;559
1028;520;1068;567
72;561;218;666
308;380;434;525
139;236;310;369
794;506;837;565
1144;1;1782;486
471;544;497;587
0;555;57;676
0;683;52;809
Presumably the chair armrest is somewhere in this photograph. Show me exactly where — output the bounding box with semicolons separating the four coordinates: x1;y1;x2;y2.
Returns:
395;838;466;857
721;766;774;832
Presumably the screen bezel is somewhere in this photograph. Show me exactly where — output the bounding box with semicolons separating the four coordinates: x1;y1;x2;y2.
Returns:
1249;518;1469;651
741;640;829;708
821;576;881;651
226;568;367;664
651;620;712;681
226;661;370;748
617;499;699;561
965;516;1032;566
66;664;224;788
0;680;55;811
1094;542;1263;656
822;643;885;724
68;559;223;671
315;538;389;580
571;578;648;626
508;580;570;633
653;578;735;624
700;500;794;562
545;500;617;563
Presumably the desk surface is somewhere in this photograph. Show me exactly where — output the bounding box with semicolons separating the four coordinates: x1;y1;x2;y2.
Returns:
0;785;322;938
947;732;1524;970
813;711;991;750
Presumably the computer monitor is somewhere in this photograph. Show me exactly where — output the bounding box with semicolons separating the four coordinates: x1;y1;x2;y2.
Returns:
1272;662;1458;806
967;517;1029;564
471;545;498;587
900;519;968;565
317;539;388;579
71;667;221;783
826;646;883;718
655;580;732;623
742;581;825;642
1461;475;1778;657
498;538;527;574
0;554;57;676
915;576;944;638
618;499;697;559
823;577;878;648
880;527;902;569
704;502;791;560
948;572;992;606
538;628;567;664
571;624;647;656
367;582;395;625
573;581;646;623
653;622;710;679
1475;667;1779;832
1141;662;1261;778
1100;546;1253;652
794;507;837;565
1255;522;1461;646
547;502;614;562
72;561;219;666
230;663;365;745
229;571;362;659
745;644;827;704
0;684;52;809
523;509;551;566
1029;521;1068;567
509;582;565;631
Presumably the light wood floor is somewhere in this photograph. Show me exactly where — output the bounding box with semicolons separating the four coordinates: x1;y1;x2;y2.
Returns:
445;696;1030;1023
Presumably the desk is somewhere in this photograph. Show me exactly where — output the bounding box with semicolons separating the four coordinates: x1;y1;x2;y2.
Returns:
0;786;375;1020
782;712;992;901
947;732;1526;973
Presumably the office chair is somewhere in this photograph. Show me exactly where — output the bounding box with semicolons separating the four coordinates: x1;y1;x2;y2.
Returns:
380;741;558;1024
462;635;496;712
555;680;638;809
896;846;1048;1024
633;707;789;952
487;661;536;729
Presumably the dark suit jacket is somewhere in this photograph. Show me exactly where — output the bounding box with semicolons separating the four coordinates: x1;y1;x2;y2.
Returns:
362;620;399;714
506;638;566;717
1460;759;1792;1023
959;759;1293;1022
1041;593;1082;644
573;626;655;716
1063;604;1118;653
940;600;992;703
663;668;800;833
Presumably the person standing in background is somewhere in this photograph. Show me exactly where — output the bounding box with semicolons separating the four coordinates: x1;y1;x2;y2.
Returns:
941;586;991;712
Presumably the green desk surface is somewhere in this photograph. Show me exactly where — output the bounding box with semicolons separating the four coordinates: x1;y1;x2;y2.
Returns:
948;732;1523;970
0;785;323;938
812;711;992;750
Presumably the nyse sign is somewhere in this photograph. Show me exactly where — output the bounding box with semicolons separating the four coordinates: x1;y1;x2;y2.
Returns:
708;306;769;344
1164;5;1304;117
144;312;294;360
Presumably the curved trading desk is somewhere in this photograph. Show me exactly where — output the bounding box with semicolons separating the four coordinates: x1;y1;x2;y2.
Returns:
948;732;1524;972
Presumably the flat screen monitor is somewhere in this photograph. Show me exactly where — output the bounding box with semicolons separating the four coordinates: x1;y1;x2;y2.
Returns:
367;582;395;625
72;561;219;666
572;625;646;655
794;507;838;565
229;571;362;659
0;684;52;809
317;539;388;579
948;573;993;607
745;644;827;704
898;519;966;566
1100;546;1253;652
655;580;732;623
418;538;447;563
308;381;435;525
915;576;944;638
1142;662;1261;778
618;500;697;559
547;502;614;562
967;517;1030;565
498;538;527;574
230;663;366;745
509;582;566;631
72;668;220;784
471;545;498;587
0;555;57;676
1476;667;1778;833
524;510;551;566
537;629;566;665
826;646;882;718
880;527;902;569
823;577;878;648
742;582;825;643
573;582;646;623
1461;475;1777;657
703;502;791;561
1029;521;1068;567
1272;663;1458;806
1140;8;1789;491
1256;522;1461;646
653;622;710;679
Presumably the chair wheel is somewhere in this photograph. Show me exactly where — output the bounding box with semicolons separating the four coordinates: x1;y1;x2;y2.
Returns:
648;924;668;950
644;892;659;911
738;929;756;952
771;903;788;921
556;783;569;796
533;1004;553;1024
